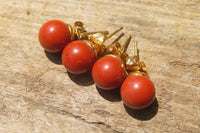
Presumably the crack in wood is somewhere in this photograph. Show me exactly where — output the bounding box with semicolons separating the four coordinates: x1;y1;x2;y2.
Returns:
169;61;200;69
23;97;123;133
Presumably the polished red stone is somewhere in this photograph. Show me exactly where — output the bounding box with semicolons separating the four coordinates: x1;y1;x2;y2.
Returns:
39;20;71;53
62;40;96;74
92;55;126;90
120;75;155;109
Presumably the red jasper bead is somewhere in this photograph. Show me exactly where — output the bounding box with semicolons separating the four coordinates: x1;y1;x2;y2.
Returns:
92;55;126;90
62;40;96;74
120;75;155;109
39;20;71;53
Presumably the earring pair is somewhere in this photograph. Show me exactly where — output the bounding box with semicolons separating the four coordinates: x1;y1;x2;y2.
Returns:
39;19;123;74
91;37;155;109
39;20;109;53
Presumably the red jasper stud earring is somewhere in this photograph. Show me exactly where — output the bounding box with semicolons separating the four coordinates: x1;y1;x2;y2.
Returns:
120;42;155;110
92;36;132;90
62;27;123;75
39;20;108;53
39;20;73;53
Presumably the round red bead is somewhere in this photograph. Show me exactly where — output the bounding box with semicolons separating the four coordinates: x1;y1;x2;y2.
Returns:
62;40;96;74
120;75;155;109
39;20;71;53
92;55;126;90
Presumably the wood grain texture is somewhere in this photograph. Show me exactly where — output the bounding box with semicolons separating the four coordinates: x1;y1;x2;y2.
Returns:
0;0;200;132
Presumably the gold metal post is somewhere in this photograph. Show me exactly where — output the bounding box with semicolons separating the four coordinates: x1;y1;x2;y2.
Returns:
134;41;138;58
83;26;124;57
107;27;123;40
121;36;132;53
83;31;109;36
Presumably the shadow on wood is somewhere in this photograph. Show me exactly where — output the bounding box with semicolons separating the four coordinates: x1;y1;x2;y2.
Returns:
67;71;94;86
44;50;62;65
123;98;158;121
96;86;122;102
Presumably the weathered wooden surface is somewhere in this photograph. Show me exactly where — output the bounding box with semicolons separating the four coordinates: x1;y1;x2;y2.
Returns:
0;0;200;132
